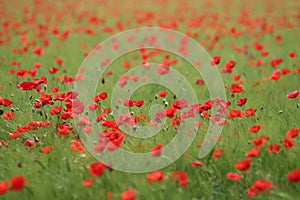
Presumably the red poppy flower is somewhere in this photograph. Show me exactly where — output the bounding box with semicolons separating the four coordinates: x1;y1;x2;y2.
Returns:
281;68;291;75
34;63;41;68
156;64;170;74
158;91;168;97
121;188;136;200
270;58;283;68
246;149;260;157
232;74;241;81
237;97;247;106
289;52;297;58
253;179;273;191
88;162;106;177
147;171;165;184
287;90;299;98
173;171;188;187
28;68;37;77
210;56;221;66
16;69;27;78
283;138;294;149
0;181;9;195
70;140;85;153
213;148;224;160
107;131;124;151
124;99;136;107
231;83;244;93
0;97;12;107
151;144;163;157
165;108;177;118
226;60;236;69
3;111;15;120
235;159;252;172
8;131;21;140
268;144;281;154
228;109;244;119
40;94;53;106
33;47;44;56
24;140;36;147
48;67;59;74
10;176;28;191
55;56;64;66
226;172;242;181
94;92;108;102
87;103;98;111
190;161;203;167
286;128;299;138
82;179;94;187
247;186;260;197
245;108;257;117
288;169;300;182
269;70;281;80
248;125;262;133
203;100;214;110
17;82;36;90
135;100;144;107
196;79;205;85
172;99;188;110
252;136;270;148
50;87;60;93
50;106;62;115
41;146;54;154
102;120;119;129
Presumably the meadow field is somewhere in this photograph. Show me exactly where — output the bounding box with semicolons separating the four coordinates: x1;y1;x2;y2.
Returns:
0;0;299;199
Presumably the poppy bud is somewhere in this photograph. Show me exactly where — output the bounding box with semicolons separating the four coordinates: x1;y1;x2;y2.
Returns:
164;102;169;107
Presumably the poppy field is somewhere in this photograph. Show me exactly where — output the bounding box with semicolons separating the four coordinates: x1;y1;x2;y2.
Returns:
0;0;300;199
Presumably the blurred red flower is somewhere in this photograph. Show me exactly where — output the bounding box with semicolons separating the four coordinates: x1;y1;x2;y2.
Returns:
288;169;300;182
151;144;163;157
158;91;168;97
121;188;136;200
268;144;281;154
173;171;188;187
190;161;203;167
147;171;165;184
283;138;294;149
10;176;28;191
213;148;224;160
82;179;94;187
237;97;247;106
248;125;262;133
226;172;242;181
287;90;299;98
246;149;260;158
211;56;221;66
3;111;15;120
286;128;299;138
88;162;106;177
0;181;9;195
235;159;252;172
